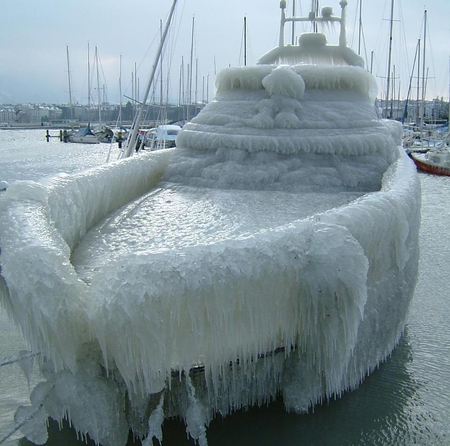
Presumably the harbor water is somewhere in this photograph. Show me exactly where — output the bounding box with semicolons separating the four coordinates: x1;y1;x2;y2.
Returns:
0;130;449;445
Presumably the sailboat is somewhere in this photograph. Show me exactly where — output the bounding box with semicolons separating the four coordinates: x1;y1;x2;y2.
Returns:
0;1;420;445
67;122;99;144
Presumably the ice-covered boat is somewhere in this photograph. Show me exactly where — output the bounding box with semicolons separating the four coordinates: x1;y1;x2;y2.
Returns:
0;1;420;445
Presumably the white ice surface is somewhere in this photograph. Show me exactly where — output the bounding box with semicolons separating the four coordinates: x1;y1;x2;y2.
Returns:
0;61;420;446
71;186;364;284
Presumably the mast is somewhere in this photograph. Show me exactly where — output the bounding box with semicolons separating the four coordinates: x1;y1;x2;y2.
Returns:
420;10;427;126
179;56;185;106
385;0;394;119
160;19;164;106
119;54;122;126
416;39;421;123
95;46;102;122
195;58;199;104
135;63;138;108
358;0;362;55
66;46;73;119
189;16;195;116
244;16;247;66
87;42;91;110
122;0;179;158
402;40;419;123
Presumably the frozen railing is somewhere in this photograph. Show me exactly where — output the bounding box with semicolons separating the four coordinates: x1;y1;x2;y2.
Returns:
0;351;41;444
279;0;348;47
0;351;39;368
0;404;45;445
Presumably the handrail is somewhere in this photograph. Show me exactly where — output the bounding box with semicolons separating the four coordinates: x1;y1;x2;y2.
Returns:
0;351;39;368
279;0;348;48
0;403;44;444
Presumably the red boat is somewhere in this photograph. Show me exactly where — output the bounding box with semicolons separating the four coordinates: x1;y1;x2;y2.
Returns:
411;149;450;176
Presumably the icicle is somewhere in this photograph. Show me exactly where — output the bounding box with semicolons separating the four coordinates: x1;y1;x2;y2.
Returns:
185;373;208;446
142;393;165;446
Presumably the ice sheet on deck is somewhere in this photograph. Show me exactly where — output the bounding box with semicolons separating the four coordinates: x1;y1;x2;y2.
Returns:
71;184;364;284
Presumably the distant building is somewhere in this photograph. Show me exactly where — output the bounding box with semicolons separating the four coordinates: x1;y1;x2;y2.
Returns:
0;106;19;125
376;98;448;123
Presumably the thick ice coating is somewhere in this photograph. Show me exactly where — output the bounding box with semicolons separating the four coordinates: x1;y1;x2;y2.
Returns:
0;29;420;446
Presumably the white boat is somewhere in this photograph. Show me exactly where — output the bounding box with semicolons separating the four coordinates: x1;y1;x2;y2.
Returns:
144;124;182;149
403;125;449;155
92;124;114;143
411;148;450;176
0;2;420;445
67;123;99;144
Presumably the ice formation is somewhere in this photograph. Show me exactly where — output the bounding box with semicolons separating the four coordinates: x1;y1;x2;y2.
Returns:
0;3;420;445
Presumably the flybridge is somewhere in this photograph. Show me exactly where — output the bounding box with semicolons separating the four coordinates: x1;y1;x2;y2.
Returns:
258;1;361;67
278;0;349;47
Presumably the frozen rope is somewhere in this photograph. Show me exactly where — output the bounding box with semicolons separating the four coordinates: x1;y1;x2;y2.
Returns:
0;403;44;444
0;351;40;367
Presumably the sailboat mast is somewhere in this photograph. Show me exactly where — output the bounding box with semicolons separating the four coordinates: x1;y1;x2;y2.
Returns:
160;20;164;106
420;10;427;125
95;46;102;122
189;16;195;109
244;16;247;66
195;58;199;104
358;0;363;55
66;46;73;119
119;54;122;125
385;0;394;119
87;42;91;110
416;39;421;123
123;0;179;158
402;40;419;123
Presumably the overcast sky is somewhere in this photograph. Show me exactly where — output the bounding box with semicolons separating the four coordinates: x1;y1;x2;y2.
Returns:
1;0;449;105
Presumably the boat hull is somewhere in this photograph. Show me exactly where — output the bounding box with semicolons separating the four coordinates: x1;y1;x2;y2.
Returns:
0;146;421;445
68;135;99;144
411;152;450;176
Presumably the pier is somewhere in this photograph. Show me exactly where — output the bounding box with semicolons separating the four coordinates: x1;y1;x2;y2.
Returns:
45;129;67;142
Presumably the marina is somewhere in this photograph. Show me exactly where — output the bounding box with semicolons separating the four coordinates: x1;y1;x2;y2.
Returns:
0;132;449;446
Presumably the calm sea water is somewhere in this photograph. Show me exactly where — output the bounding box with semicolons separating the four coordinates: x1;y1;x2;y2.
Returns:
1;130;449;446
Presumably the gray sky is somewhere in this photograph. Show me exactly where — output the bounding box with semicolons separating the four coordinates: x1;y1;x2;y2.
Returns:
1;0;449;105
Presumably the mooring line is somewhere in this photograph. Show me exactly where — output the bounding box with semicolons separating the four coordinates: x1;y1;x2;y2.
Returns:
0;352;40;368
0;403;44;444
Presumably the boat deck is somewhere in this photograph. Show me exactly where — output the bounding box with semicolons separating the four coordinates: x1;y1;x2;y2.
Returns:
71;183;365;284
